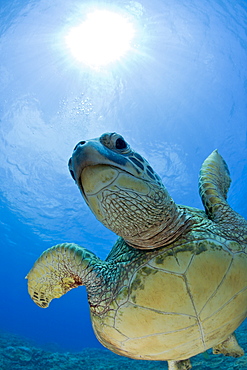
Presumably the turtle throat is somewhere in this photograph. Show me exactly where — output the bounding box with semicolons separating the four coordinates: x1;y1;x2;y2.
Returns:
124;202;193;250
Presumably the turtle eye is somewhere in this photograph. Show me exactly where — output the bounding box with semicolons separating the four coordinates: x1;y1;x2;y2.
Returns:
115;137;127;150
100;132;130;152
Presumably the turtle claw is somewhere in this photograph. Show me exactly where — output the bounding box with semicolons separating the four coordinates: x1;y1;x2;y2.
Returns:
168;359;192;370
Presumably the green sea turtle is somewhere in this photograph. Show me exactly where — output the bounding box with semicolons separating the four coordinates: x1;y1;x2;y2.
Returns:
26;132;247;370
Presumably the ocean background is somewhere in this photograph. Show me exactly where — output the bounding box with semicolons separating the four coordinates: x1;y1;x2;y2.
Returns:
0;0;247;368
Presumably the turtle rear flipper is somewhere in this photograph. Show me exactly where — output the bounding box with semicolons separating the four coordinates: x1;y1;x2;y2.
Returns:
26;243;99;308
213;333;244;358
168;359;192;370
199;150;247;243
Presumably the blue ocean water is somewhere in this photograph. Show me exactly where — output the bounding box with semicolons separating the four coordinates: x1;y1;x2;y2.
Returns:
0;0;246;366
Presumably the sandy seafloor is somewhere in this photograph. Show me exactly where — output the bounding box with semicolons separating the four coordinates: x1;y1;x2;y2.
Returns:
1;321;246;370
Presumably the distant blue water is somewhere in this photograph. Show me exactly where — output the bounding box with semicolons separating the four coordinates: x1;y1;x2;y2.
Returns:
0;0;246;358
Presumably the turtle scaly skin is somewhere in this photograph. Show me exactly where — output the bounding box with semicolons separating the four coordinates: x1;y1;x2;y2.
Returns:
26;133;247;370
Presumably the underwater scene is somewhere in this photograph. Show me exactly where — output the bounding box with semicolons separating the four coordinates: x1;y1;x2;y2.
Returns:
0;0;247;369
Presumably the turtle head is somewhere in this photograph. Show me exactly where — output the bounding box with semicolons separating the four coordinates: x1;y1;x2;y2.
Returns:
69;132;191;249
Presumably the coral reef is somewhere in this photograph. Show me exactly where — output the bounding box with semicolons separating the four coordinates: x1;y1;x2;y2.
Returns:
0;322;246;369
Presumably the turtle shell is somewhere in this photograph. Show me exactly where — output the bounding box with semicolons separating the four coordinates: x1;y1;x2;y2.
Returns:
91;236;247;361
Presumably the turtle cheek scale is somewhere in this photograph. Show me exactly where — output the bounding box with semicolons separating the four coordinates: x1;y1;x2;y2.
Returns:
80;164;121;223
80;166;167;240
81;165;120;195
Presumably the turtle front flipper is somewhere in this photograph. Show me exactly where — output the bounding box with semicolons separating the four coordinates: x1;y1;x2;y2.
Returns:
199;150;247;243
26;243;100;308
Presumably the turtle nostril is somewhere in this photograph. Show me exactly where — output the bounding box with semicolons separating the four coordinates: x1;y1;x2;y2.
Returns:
74;141;86;151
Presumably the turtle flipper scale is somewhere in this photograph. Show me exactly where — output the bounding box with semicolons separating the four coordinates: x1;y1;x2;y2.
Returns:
26;243;98;308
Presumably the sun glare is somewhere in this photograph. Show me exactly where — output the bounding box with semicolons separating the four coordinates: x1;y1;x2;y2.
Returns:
65;10;135;68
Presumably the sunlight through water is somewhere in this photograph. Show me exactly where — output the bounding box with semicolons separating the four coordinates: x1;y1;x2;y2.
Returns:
65;10;135;67
1;0;247;358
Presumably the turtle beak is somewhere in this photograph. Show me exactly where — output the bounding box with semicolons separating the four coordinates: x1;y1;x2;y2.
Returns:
68;138;122;189
68;157;76;181
68;140;98;186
